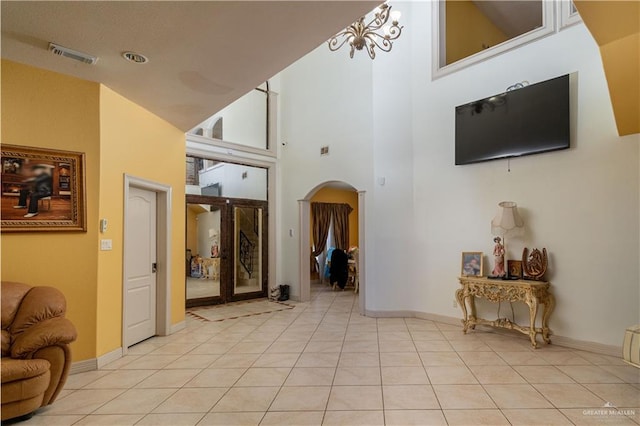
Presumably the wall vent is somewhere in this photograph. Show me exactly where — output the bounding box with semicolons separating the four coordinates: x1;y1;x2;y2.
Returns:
320;146;329;156
49;42;98;65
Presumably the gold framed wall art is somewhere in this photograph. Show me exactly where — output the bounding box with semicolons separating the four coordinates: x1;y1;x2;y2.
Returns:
1;144;86;232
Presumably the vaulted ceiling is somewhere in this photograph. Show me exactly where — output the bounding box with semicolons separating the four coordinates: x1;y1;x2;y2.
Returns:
1;1;378;131
3;1;636;136
574;1;639;136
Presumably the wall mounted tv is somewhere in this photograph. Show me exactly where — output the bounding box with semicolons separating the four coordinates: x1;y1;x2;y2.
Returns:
455;74;570;166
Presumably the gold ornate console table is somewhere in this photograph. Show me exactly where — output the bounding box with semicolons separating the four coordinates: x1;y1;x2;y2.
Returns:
456;276;555;348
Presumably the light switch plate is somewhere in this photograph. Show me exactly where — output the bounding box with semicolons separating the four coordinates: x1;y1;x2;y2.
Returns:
100;239;113;251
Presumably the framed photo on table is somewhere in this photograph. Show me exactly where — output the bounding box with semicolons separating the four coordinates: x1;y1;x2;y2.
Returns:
508;260;523;279
1;144;86;232
461;252;483;277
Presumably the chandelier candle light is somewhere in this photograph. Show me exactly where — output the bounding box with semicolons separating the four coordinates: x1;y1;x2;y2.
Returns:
328;3;403;59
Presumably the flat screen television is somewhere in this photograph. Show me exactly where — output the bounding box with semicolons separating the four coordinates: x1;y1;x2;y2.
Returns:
455;74;570;165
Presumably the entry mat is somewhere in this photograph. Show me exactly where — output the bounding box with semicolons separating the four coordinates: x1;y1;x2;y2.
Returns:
186;298;294;322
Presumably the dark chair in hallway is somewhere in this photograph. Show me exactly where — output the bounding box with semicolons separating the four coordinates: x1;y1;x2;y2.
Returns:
330;249;349;290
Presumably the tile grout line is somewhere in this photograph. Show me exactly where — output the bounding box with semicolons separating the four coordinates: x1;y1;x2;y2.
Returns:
259;284;339;422
45;283;639;425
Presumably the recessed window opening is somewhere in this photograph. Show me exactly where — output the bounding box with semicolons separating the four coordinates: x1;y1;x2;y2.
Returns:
190;82;270;150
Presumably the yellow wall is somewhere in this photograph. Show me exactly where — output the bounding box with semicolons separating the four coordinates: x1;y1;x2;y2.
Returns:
1;61;186;361
186;207;198;256
1;60;101;361
445;0;508;65
97;86;185;357
310;187;358;249
574;1;639;136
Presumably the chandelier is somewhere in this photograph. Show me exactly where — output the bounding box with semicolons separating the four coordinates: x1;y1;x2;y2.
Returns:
328;3;403;59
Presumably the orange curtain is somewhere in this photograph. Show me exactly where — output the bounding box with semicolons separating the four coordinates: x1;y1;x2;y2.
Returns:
332;203;353;250
311;202;332;257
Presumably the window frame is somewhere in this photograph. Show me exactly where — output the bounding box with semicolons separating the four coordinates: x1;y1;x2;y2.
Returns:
431;0;557;79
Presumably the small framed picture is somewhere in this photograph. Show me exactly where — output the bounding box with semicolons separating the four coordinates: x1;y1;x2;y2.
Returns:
508;260;523;279
461;252;483;277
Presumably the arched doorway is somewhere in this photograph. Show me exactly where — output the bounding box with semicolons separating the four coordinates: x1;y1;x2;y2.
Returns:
298;181;366;314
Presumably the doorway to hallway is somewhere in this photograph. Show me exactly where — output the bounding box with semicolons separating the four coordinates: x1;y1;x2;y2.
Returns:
299;181;366;314
186;194;268;308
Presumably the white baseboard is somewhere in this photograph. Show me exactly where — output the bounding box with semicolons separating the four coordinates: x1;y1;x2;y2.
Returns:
69;358;97;375
551;334;622;358
70;347;123;374
170;321;186;334
70;323;187;374
97;347;123;369
365;309;622;358
365;309;415;318
413;312;462;327
71;309;622;372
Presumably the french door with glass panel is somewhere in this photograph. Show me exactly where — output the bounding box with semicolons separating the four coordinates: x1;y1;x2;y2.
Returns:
186;195;267;307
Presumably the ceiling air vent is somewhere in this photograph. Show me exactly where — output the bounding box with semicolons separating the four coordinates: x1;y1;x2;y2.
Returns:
48;42;98;65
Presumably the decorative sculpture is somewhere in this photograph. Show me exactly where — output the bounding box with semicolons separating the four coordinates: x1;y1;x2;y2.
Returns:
522;247;548;280
491;237;506;277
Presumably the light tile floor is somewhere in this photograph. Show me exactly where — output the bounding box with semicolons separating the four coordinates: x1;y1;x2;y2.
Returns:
25;283;640;425
186;278;220;300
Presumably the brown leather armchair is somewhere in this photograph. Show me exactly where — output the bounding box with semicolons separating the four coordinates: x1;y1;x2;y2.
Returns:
1;281;77;421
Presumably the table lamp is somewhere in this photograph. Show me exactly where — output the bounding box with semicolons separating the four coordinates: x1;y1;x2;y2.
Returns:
491;201;524;277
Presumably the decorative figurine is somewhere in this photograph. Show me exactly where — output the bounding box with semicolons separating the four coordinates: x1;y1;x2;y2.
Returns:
190;254;203;278
492;236;506;277
522;247;548;280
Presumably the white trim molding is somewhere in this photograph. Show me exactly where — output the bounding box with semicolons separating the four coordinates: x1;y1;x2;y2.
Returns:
170;321;186;334
97;347;123;369
70;347;123;374
559;0;582;30
299;182;366;307
69;358;97;375
123;175;173;355
298;199;311;302
187;136;278;167
432;0;557;79
366;309;622;358
186;139;277;296
357;190;366;315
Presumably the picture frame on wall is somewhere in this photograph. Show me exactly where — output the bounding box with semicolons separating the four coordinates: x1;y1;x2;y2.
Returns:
461;252;483;277
508;260;523;279
1;144;86;232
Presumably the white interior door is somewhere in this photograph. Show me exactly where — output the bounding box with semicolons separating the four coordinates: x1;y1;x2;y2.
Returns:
125;187;157;347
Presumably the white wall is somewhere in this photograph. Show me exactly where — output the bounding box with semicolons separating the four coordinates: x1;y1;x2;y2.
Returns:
277;42;375;299
198;89;267;149
407;2;638;347
199;162;267;201
369;7;415;311
277;1;639;347
196;211;220;258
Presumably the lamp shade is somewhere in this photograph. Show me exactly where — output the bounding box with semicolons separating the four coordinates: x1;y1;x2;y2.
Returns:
491;201;524;237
